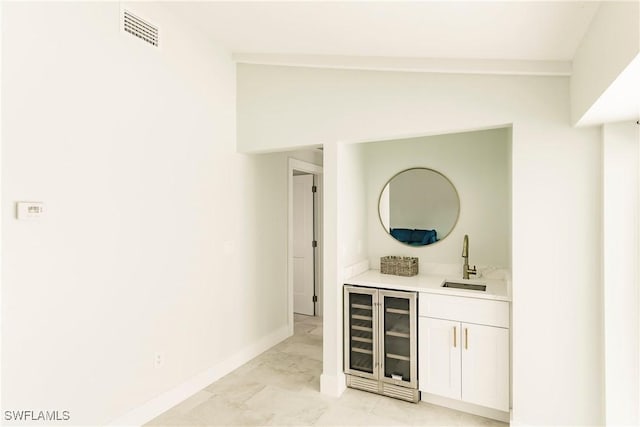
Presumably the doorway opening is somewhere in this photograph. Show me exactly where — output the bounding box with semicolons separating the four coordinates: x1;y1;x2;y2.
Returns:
288;159;323;334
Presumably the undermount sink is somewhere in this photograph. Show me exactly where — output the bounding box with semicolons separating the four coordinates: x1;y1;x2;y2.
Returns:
442;281;487;292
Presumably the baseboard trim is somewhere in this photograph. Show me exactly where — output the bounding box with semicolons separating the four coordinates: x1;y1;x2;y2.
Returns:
420;392;510;423
108;325;291;426
320;372;347;397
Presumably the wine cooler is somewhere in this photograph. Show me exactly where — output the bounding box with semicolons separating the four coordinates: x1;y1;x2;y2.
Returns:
344;285;419;402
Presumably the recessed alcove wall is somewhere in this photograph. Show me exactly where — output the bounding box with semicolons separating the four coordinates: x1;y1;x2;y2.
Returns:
238;63;603;425
361;127;511;272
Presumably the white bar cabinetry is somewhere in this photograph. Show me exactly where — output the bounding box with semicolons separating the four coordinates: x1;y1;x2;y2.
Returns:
418;293;510;412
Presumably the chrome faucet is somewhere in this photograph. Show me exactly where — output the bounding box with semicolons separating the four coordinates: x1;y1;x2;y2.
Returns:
462;234;477;280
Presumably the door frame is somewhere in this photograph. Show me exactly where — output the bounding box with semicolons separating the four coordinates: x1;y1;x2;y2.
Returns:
288;158;323;335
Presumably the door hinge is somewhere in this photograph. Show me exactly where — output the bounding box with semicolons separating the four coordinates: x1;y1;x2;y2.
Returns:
312;240;317;248
312;185;317;193
312;295;318;302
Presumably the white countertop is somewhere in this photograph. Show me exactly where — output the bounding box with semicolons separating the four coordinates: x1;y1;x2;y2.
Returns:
345;269;511;302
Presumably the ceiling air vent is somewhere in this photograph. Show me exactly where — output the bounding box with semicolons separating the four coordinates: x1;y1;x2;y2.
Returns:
123;10;158;47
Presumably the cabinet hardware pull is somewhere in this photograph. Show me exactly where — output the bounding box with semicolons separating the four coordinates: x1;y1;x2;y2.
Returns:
465;328;468;350
453;326;457;348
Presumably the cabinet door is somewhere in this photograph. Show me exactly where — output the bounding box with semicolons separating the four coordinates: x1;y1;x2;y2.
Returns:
379;290;417;388
461;323;509;411
344;287;378;379
418;317;461;400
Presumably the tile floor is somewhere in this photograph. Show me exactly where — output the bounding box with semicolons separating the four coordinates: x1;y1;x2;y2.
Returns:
147;314;508;426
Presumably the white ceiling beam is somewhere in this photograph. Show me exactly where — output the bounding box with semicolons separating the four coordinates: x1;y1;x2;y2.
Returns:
233;53;571;77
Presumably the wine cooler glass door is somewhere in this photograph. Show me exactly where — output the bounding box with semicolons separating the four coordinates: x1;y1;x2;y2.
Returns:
344;287;378;380
380;290;417;388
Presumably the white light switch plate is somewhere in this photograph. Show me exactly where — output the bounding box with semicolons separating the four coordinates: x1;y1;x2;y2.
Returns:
17;202;44;220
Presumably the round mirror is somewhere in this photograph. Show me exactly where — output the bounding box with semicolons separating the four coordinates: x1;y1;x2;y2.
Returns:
378;168;460;246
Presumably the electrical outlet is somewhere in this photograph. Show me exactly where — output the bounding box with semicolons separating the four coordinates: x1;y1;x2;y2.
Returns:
154;352;164;368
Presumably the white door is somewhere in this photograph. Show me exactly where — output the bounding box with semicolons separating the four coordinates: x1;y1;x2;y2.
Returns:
461;323;510;411
418;317;461;400
293;174;315;315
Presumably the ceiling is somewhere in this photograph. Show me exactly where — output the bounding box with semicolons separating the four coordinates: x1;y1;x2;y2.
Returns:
164;1;638;125
166;1;600;62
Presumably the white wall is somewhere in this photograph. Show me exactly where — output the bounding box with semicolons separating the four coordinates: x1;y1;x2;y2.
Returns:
335;142;368;386
379;185;390;234
362;128;510;272
571;1;640;125
603;121;639;426
339;143;368;269
320;141;368;396
1;3;290;424
237;64;603;425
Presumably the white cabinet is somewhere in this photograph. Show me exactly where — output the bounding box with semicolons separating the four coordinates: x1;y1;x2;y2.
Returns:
418;317;461;400
461;322;509;411
419;293;510;412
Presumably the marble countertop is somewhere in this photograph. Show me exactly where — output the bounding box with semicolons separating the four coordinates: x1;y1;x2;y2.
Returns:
345;269;511;302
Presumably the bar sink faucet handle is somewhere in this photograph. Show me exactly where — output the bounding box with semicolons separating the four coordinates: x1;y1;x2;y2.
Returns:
462;234;477;280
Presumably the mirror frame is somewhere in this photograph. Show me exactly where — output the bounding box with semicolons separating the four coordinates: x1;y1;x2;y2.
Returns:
377;167;461;247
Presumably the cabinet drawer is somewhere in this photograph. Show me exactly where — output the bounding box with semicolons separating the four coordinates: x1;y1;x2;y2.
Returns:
419;293;509;328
